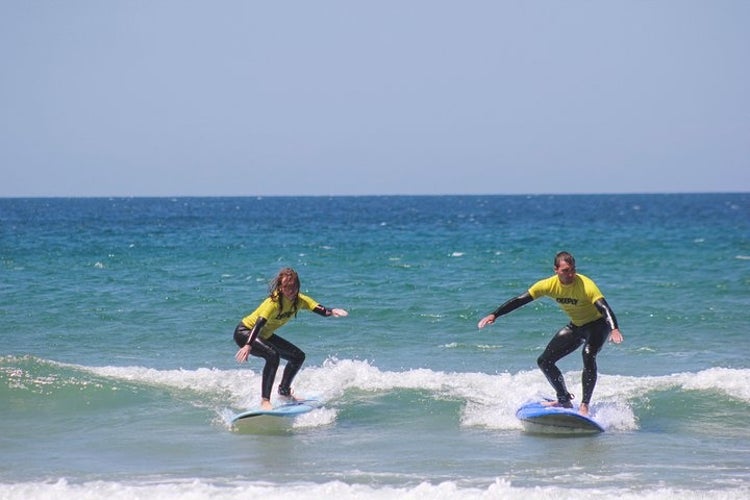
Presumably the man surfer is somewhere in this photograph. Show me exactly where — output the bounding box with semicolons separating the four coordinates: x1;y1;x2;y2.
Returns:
477;252;623;416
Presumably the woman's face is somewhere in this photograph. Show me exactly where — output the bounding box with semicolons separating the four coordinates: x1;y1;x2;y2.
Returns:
280;277;299;300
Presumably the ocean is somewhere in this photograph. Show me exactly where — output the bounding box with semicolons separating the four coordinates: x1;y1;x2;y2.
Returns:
1;194;748;499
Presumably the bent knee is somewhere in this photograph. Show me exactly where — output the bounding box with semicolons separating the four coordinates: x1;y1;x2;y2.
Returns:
582;344;599;361
294;351;306;365
266;351;281;366
537;355;548;368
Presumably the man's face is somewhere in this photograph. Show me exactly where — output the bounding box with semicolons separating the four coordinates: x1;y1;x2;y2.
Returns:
555;261;576;285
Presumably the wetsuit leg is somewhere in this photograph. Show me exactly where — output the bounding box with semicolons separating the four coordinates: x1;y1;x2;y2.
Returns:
235;323;286;399
537;325;584;405
246;338;281;400
264;334;306;396
580;318;608;405
233;323;252;347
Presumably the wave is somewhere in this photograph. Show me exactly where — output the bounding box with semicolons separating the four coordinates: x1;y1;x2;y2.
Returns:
1;477;748;500
4;355;748;433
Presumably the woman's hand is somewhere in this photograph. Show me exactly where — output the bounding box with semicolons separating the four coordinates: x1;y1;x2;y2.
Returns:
331;308;348;317
235;344;251;363
477;314;496;329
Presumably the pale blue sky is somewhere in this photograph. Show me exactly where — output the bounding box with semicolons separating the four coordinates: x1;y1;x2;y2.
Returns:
1;1;748;197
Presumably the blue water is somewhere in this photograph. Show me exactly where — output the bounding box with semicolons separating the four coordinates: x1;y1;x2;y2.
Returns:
1;194;749;499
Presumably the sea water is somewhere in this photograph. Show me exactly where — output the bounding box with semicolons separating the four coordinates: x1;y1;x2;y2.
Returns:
1;194;749;499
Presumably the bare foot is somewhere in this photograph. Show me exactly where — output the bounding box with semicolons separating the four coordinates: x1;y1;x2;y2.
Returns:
260;398;273;410
579;403;589;416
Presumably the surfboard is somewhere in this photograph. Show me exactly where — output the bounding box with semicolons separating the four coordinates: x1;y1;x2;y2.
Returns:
231;399;322;428
515;401;604;435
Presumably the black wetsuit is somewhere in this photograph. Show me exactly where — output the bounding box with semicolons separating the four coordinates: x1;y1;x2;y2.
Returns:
234;323;307;399
234;300;330;399
490;273;619;406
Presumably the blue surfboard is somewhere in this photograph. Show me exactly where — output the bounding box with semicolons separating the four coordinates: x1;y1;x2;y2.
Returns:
231;399;322;425
516;401;604;435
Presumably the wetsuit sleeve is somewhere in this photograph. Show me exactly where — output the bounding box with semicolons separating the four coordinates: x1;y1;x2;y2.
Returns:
491;292;534;318
246;316;267;345
312;304;331;317
594;298;619;331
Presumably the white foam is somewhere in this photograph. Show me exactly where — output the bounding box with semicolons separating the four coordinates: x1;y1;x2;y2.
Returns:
1;477;747;500
57;358;750;433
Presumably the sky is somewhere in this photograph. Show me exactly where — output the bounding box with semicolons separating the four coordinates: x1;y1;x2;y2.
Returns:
1;1;748;197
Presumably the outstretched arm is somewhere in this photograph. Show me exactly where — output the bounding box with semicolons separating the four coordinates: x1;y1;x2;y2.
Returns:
313;304;349;317
477;292;533;329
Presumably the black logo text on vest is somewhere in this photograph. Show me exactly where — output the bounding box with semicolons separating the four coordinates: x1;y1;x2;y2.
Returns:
556;298;578;305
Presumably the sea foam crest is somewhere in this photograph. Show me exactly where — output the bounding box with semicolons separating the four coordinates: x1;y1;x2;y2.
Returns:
53;358;750;433
1;477;748;500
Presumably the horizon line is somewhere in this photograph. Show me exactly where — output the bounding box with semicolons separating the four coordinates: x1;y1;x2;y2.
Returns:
1;190;748;200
